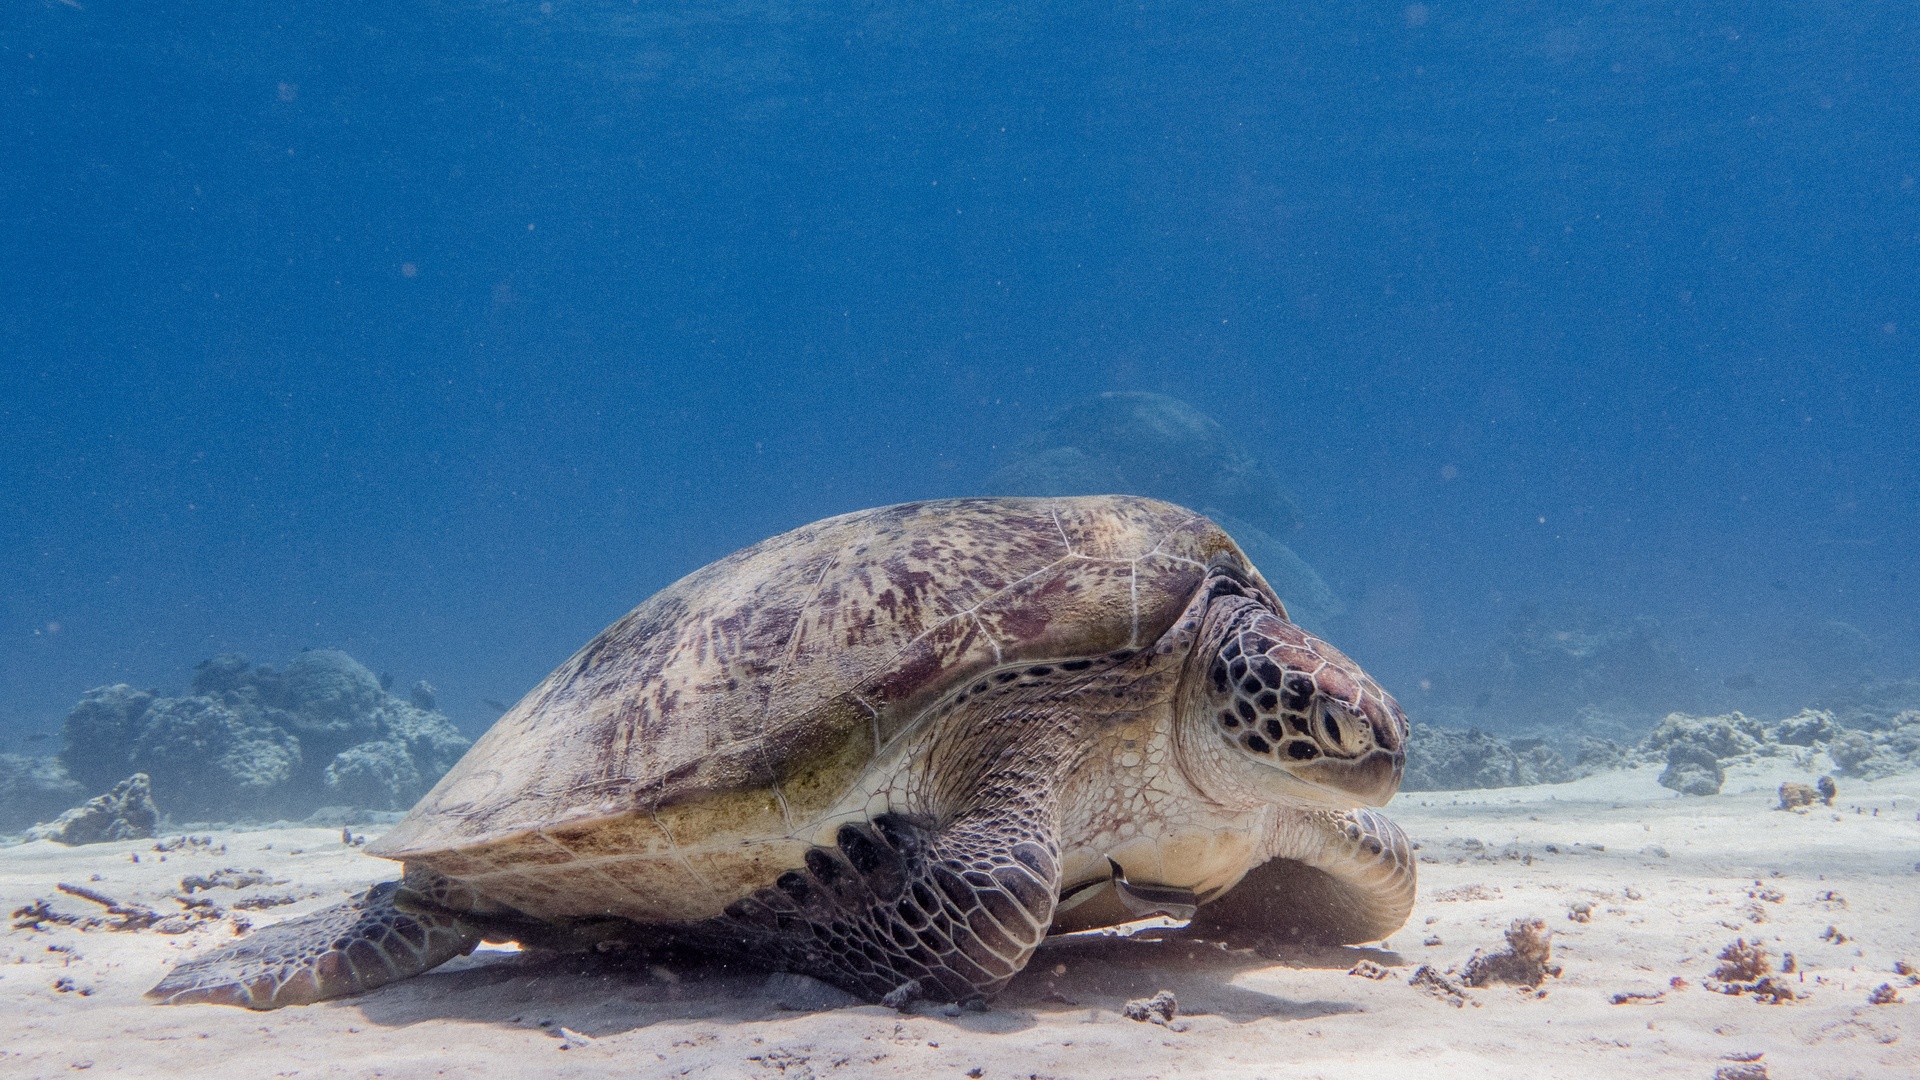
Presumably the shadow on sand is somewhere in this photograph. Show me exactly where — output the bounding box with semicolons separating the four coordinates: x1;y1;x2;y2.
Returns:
347;931;1392;1037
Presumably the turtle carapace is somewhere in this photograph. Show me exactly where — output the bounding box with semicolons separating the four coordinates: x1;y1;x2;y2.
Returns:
148;497;1415;1009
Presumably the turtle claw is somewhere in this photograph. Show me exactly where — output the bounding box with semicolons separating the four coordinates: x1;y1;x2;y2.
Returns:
1107;858;1199;923
872;811;933;859
835;821;908;900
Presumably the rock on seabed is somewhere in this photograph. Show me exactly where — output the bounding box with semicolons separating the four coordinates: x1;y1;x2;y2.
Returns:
41;651;470;825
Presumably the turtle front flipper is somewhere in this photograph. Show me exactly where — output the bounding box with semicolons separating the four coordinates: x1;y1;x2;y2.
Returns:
1188;807;1416;946
147;880;483;1009
704;785;1061;1005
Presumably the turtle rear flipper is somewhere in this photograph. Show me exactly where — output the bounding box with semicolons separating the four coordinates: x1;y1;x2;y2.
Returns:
147;881;482;1009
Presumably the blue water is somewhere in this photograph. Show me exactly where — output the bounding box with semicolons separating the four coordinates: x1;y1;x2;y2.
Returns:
4;1;1916;747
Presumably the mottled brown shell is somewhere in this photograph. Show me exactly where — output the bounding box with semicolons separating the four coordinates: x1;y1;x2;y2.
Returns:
372;496;1277;872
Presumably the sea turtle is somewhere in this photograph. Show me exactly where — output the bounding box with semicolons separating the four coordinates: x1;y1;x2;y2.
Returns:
148;496;1415;1010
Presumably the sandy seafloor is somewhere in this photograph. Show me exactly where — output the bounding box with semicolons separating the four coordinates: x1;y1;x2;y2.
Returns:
2;758;1914;1080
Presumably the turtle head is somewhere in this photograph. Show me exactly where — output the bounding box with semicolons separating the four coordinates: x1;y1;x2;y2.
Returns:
1195;608;1407;807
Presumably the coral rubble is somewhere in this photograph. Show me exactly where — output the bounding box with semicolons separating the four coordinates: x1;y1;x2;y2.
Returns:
1402;726;1571;791
1648;708;1919;794
1823;711;1920;778
1121;990;1179;1025
1776;779;1837;810
1705;938;1796;1004
1406;702;1915;794
24;773;160;845
1644;710;1767;760
1460;917;1560;989
1658;740;1727;796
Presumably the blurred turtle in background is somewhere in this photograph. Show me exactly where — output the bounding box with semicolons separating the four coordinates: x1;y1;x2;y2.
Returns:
986;392;1343;629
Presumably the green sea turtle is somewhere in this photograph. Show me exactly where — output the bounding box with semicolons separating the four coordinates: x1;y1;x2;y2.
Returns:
148;496;1414;1010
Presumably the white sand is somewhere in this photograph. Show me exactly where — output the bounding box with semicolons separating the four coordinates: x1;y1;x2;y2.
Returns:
3;758;1914;1079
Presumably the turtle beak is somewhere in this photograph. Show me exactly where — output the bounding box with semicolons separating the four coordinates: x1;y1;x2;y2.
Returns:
1287;747;1405;807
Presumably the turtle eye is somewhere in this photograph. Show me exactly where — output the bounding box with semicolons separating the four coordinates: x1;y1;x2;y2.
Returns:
1314;699;1370;756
